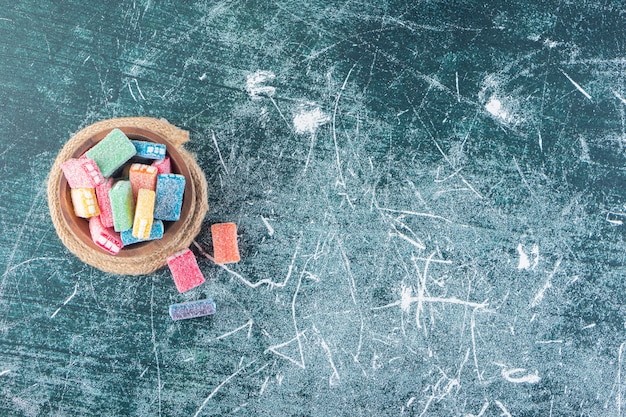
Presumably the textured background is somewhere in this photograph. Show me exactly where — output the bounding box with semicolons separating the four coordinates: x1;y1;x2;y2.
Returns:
1;1;626;416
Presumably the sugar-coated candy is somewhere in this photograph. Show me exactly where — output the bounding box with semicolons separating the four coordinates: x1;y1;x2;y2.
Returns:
121;220;164;245
132;140;166;160
95;178;114;228
132;188;156;239
79;158;104;186
61;157;103;188
167;248;205;293
85;128;136;177
211;222;240;264
169;299;216;321
109;180;135;232
129;163;158;200
151;156;171;174
154;174;185;221
70;188;100;218
89;216;123;255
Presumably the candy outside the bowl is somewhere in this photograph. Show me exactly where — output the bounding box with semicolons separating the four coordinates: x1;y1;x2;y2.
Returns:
169;299;216;321
211;222;240;264
167;248;205;293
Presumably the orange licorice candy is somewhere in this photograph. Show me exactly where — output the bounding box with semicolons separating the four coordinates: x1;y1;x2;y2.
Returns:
129;163;157;200
211;222;240;264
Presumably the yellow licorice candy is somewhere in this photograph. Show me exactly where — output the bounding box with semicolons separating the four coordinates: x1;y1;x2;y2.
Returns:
132;189;155;239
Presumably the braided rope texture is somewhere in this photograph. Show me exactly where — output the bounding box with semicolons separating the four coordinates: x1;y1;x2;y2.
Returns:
47;117;209;275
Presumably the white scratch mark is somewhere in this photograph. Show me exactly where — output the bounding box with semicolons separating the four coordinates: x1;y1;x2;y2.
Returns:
150;281;162;417
260;216;275;236
194;240;299;289
535;339;563;344
293;107;330;135
606;212;624;226
265;334;306;369
618;341;626;417
494;400;512;417
134;78;145;100
389;231;426;250
264;261;310;369
502;367;541;384
560;69;593;101
4;257;66;278
246;70;276;99
378;207;453;223
313;326;340;386
192;360;256;417
211;130;229;174
455;71;460;102
582;323;596;329
470;311;483;381
341;245;364;362
50;282;79;319
373;295;488;311
466;401;490;417
614;91;626;105
332;63;357;188
579;136;591;162
259;376;270;396
530;259;560;308
199;73;207;81
128;81;137;101
0;370;10;376
216;319;253;340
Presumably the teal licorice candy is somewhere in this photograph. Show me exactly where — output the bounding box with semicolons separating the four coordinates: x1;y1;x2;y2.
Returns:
86;129;136;177
132;140;166;160
154;174;185;221
109;180;135;232
120;219;164;245
169;299;216;321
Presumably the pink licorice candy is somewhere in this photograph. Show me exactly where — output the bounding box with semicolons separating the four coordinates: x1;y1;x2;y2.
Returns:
89;216;124;255
61;157;104;188
166;248;205;293
95;178;114;229
152;156;171;174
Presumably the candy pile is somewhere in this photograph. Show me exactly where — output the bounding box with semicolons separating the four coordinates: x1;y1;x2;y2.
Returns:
61;128;241;321
61;128;183;254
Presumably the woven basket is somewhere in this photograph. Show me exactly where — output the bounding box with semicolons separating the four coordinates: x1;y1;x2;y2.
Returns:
47;117;208;275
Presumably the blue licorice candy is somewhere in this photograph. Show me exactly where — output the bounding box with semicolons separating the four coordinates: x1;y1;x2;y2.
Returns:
169;299;216;320
120;220;164;245
131;140;166;160
154;174;185;221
